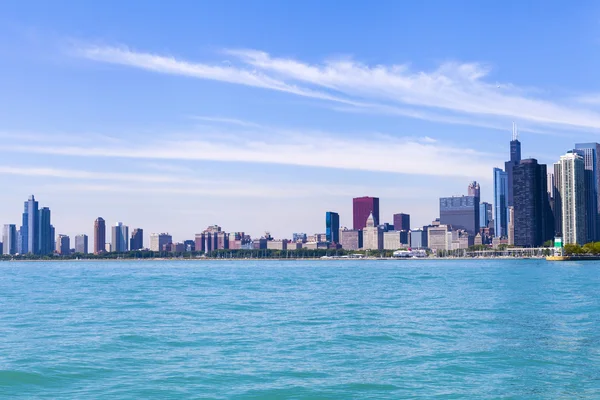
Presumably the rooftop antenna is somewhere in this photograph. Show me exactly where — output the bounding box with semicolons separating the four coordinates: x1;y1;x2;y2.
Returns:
512;121;519;141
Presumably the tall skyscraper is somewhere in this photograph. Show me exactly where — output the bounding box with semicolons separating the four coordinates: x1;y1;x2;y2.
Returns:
2;224;17;255
38;207;54;255
94;217;106;254
393;213;410;232
512;159;553;247
439;195;479;235
112;222;129;252
479;202;492;229
574;143;600;242
325;212;340;243
353;197;379;230
56;234;70;255
468;181;480;199
130;228;144;250
74;234;88;254
504;123;522;208
555;152;587;245
21;195;39;254
493;168;509;237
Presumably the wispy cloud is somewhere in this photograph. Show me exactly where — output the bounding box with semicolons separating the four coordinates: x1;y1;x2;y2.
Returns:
189;115;263;128
76;44;600;131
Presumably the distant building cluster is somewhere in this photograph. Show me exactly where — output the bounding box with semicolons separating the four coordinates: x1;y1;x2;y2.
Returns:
1;124;598;256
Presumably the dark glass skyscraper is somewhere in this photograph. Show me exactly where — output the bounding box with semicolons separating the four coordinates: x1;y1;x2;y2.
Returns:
479;202;492;229
130;228;144;250
513;159;553;247
94;217;106;254
38;207;53;255
574;143;600;242
325;212;340;243
393;213;410;232
504;125;522;208
353;197;379;230
21;195;39;254
439;195;480;235
494;168;508;237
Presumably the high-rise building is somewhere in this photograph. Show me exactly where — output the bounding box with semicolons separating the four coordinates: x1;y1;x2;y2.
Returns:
439;195;479;235
74;234;88;254
38;207;53;255
393;213;410;232
468;181;481;199
94;217;106;254
353;197;379;230
150;233;172;252
21;195;39;254
2;224;17;255
130;228;144;250
505;123;522;208
325;211;340;243
479;202;492;229
111;222;129;252
428;225;450;252
339;228;362;250
574;143;600;242
555;152;587;245
383;231;405;250
512;159;553;247
56;234;70;255
362;213;383;250
493;168;509;237
410;228;428;249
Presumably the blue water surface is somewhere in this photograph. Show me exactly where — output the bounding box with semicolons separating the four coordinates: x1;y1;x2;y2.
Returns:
1;259;600;399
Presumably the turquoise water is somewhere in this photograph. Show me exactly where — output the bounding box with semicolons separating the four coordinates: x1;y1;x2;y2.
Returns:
1;259;600;398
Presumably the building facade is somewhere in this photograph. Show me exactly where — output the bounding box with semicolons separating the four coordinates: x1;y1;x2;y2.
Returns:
94;217;106;254
2;224;17;255
574;143;600;242
428;225;450;252
362;213;383;250
150;233;172;252
21;195;39;254
410;228;427;249
392;213;410;232
439;195;479;235
494;168;509;237
56;234;70;255
353;196;379;230
556;152;587;244
479;202;493;229
468;181;480;199
339;228;362;250
38;207;54;255
74;234;88;254
505;125;522;207
112;222;129;253
130;228;143;250
325;211;340;243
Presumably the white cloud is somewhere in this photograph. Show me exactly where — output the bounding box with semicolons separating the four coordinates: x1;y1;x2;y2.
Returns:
77;44;600;131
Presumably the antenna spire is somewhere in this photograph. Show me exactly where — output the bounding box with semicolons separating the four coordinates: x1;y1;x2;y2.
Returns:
512;121;518;141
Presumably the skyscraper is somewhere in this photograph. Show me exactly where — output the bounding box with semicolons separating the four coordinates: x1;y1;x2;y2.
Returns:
112;222;129;252
56;234;70;255
504;123;522;208
362;213;383;250
325;211;340;243
512;159;552;247
94;217;106;254
353;197;379;230
38;207;53;255
468;181;480;199
479;202;493;229
556;152;587;245
150;233;172;252
21;195;39;254
493;168;508;237
574;143;600;242
439;195;479;235
130;228;144;250
393;213;410;232
74;234;88;254
2;224;17;255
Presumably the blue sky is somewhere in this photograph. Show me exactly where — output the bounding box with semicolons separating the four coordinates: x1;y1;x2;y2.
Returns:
2;0;600;242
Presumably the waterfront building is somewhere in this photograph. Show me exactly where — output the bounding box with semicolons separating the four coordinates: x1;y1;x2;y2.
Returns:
252;238;268;250
451;231;473;250
129;228;143;250
383;231;402;250
112;222;129;253
574;143;600;242
512;159;553;247
555;152;587;245
362;213;383;250
150;233;172;252
303;242;329;250
267;240;288;250
339;228;362;250
353;196;379;230
468;181;480;199
493;168;509;237
439;195;479;235
393;213;410;232
474;233;482;246
38;207;54;255
508;206;515;246
74;234;88;254
183;240;195;252
410;228;427;249
505;123;522;207
479;202;493;229
21;195;39;254
427;225;450;252
94;217;106;254
56;234;70;255
325;211;340;243
2;224;17;255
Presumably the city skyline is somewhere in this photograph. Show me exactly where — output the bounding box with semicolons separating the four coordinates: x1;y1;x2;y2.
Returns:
4;2;600;239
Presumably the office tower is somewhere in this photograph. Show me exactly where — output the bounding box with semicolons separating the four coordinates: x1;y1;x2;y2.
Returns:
2;224;17;255
362;213;383;250
353;197;379;230
74;234;88;254
38;207;53;255
410;228;428;249
574;143;600;241
479;202;492;229
393;213;410;232
339;228;362;250
493;168;508;237
325;212;340;243
505;123;522;207
468;181;481;199
512;159;553;247
427;225;450;252
555;152;587;245
383;231;405;250
111;222;129;252
20;195;39;254
56;234;70;255
94;217;106;254
150;233;172;251
130;228;144;250
439;195;480;235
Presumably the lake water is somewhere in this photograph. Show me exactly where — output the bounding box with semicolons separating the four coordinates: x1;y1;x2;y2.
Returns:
1;259;600;398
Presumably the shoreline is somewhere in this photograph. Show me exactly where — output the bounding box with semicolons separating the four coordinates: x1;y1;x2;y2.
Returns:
0;256;550;262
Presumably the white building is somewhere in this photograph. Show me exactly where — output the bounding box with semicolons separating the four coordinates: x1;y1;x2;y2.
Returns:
150;233;173;251
556;152;587;245
362;213;383;250
383;231;403;250
427;225;450;252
